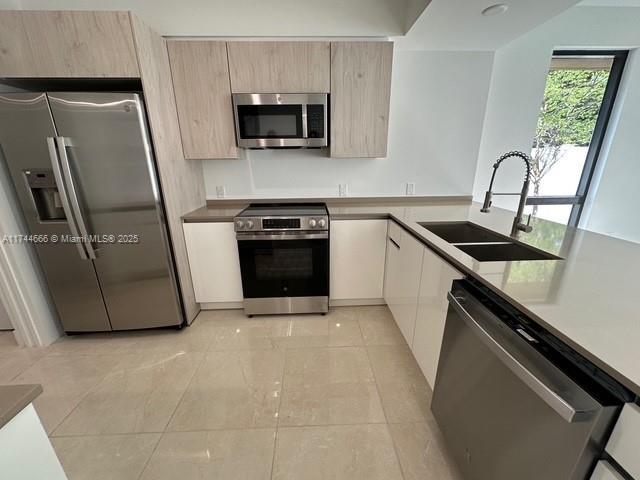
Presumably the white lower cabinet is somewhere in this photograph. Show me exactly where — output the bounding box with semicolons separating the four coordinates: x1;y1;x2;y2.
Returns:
330;219;387;301
0;404;67;480
590;461;625;480
384;223;424;346
413;247;463;389
605;402;640;479
182;222;243;303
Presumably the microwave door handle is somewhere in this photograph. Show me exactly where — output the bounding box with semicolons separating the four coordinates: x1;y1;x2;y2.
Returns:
46;137;88;260
301;104;308;139
447;292;600;423
55;137;97;260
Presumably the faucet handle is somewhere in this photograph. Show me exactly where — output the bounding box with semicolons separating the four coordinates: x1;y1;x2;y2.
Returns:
519;214;533;233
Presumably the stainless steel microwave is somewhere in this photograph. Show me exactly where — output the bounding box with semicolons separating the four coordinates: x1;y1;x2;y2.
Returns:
232;93;328;148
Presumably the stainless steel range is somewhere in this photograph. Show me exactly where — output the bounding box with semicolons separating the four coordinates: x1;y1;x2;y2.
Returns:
235;203;329;316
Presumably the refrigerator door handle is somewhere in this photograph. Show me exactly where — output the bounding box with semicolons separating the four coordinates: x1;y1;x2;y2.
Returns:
55;136;98;260
46;137;89;260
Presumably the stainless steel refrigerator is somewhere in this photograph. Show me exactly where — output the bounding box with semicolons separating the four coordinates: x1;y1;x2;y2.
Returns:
0;92;184;332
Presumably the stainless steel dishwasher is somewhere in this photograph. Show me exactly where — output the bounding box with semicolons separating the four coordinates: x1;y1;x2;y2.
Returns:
432;279;632;480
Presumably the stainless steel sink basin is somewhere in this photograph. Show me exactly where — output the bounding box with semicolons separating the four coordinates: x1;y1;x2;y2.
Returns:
419;221;510;244
454;242;560;262
418;221;560;262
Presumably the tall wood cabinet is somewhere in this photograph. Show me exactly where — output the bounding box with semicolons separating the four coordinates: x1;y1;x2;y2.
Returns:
167;41;238;159
0;11;139;78
227;41;330;93
330;42;393;158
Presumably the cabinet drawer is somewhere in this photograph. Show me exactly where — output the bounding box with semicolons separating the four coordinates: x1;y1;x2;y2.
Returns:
606;403;640;478
590;461;625;480
388;220;403;246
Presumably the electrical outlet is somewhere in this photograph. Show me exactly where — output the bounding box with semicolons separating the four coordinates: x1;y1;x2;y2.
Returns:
338;184;348;197
406;182;415;195
216;185;226;198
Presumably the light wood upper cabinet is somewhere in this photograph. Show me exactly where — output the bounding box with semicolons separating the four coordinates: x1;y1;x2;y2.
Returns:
167;41;238;159
330;42;393;158
0;11;139;78
227;42;330;93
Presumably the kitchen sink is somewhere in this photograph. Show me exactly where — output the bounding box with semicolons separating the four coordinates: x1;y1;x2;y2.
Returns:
419;221;510;244
418;221;560;262
453;242;560;262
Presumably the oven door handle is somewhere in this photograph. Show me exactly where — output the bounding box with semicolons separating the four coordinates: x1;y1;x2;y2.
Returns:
236;232;328;241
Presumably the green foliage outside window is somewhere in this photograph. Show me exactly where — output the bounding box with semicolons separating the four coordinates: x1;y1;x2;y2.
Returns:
531;69;609;196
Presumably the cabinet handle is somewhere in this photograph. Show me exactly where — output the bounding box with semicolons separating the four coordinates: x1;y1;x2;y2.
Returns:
389;237;400;249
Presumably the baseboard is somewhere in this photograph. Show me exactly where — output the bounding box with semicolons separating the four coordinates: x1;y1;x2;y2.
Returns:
329;298;386;307
200;301;243;310
200;299;387;309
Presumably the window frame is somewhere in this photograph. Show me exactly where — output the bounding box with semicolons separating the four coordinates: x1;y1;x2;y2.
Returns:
527;49;628;227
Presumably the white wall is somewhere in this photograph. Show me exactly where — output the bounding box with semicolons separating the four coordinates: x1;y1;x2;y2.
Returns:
472;6;640;243
582;49;640;242
204;49;494;199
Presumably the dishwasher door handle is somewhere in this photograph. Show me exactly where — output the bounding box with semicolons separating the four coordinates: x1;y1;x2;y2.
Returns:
447;292;600;423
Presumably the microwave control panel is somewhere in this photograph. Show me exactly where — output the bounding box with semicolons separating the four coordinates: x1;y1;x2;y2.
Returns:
307;104;325;139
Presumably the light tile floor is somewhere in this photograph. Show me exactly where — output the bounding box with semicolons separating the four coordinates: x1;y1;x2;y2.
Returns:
0;307;463;480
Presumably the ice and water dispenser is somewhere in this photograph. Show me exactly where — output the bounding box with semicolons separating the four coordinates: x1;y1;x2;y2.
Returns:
24;169;66;222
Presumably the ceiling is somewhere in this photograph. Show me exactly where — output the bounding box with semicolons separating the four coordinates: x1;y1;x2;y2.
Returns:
1;0;415;37
1;0;615;51
396;0;583;51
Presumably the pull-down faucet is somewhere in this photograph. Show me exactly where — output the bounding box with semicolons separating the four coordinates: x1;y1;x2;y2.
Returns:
480;151;533;236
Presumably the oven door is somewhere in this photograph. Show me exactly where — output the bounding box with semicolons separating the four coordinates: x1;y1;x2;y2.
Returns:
237;232;329;300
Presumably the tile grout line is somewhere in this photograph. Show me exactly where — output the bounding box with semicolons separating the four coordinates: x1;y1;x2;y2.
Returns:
46;354;137;437
360;316;408;480
135;350;208;480
270;340;288;480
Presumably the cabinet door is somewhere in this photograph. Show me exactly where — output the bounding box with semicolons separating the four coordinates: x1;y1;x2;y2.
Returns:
227;42;330;93
330;42;393;158
0;11;139;77
384;223;424;346
182;222;243;303
590;462;625;480
413;248;463;389
330;220;387;300
167;41;238;159
606;403;640;479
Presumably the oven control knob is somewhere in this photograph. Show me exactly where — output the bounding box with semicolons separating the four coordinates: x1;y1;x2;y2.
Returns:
246;220;254;229
309;219;317;228
236;220;244;229
318;219;326;228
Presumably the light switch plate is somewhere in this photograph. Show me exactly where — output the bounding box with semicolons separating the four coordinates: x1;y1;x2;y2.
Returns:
339;184;348;197
216;185;226;198
406;182;415;195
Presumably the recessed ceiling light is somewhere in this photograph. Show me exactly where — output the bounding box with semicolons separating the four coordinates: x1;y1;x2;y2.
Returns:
482;3;509;16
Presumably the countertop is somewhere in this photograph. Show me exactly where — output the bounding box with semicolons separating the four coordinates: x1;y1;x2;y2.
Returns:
0;384;43;429
183;200;640;398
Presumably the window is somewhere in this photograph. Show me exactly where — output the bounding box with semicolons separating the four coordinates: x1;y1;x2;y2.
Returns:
527;50;627;226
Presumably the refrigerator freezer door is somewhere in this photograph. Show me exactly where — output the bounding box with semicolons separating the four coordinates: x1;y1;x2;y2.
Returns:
0;93;111;332
47;92;183;330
